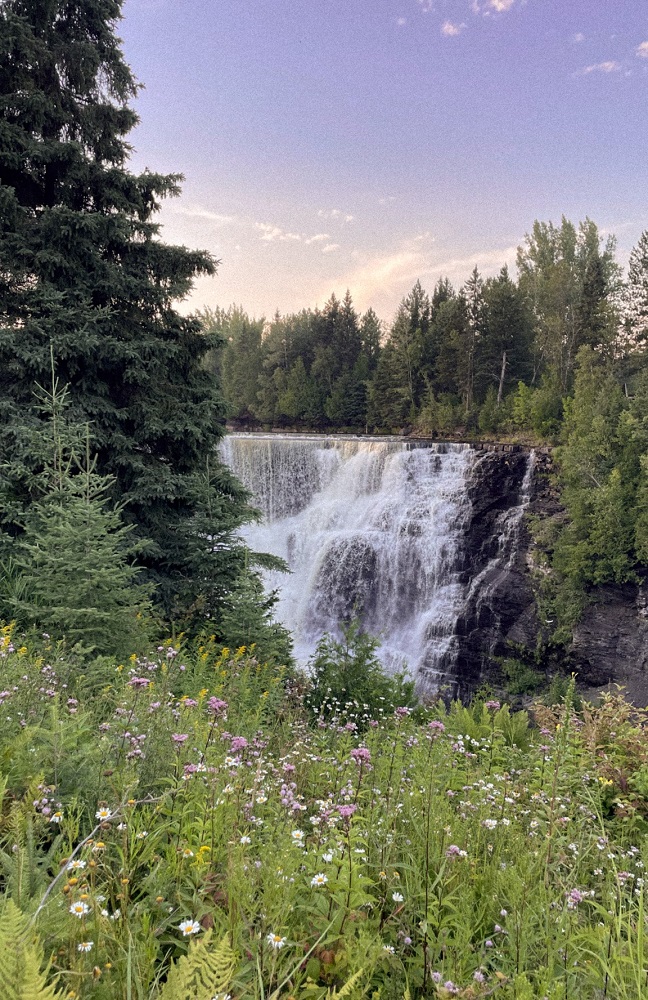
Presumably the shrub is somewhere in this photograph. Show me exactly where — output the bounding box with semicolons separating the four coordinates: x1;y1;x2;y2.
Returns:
304;621;416;725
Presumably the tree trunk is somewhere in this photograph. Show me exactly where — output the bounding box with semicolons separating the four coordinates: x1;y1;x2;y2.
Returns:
497;350;507;406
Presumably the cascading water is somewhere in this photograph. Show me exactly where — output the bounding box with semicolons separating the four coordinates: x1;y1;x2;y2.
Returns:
221;433;483;689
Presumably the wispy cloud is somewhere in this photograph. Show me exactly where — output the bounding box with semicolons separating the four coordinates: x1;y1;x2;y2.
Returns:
167;204;237;226
319;250;424;310
255;223;301;242
305;233;330;245
318;242;516;314
422;246;517;282
577;60;621;75
573;32;585;44
637;41;648;59
318;208;354;222
472;0;516;13
396;16;407;26
321;243;341;254
441;20;465;36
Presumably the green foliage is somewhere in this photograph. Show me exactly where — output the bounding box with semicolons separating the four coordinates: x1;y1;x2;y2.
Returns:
553;346;643;586
158;930;237;1000
0;900;61;998
0;0;254;627
305;621;415;725
216;569;293;666
511;377;564;439
516;217;621;392
499;657;545;696
2;633;648;997
1;375;152;655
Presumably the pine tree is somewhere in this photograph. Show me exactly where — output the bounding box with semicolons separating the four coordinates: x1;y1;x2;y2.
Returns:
203;306;265;422
478;266;533;406
0;0;252;620
3;374;152;655
625;230;648;347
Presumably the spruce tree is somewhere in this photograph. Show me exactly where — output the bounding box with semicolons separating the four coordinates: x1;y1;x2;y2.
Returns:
3;375;153;655
0;0;253;619
625;230;648;347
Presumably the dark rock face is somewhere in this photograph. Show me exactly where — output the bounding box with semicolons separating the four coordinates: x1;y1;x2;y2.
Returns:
571;584;648;704
452;447;648;704
450;450;538;699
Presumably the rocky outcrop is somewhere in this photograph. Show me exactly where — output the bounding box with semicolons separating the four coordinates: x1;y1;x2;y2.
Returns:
450;449;538;699
451;447;648;704
571;584;648;704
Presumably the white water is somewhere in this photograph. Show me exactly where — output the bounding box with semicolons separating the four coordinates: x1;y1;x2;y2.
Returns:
221;433;480;688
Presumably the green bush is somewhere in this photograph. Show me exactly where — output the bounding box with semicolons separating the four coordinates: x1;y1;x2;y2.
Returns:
305;620;416;725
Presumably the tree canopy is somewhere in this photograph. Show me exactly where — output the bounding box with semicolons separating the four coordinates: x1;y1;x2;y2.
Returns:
0;0;256;625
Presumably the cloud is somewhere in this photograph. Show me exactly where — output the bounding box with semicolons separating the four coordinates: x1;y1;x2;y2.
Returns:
637;41;648;58
322;243;341;254
471;0;516;16
167;204;237;226
378;196;397;205
317;242;517;314
305;233;330;245
577;60;621;75
416;0;434;11
255;223;301;242
317;208;354;223
319;250;424;309
441;20;465;36
396;16;407;26
572;32;585;43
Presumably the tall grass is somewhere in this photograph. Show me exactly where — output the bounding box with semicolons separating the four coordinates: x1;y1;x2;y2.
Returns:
1;624;648;998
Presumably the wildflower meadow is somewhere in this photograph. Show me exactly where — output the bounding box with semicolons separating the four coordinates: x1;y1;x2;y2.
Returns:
2;623;648;999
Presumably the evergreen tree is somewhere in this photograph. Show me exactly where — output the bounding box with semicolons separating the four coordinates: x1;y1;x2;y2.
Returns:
625;230;648;348
359;307;382;367
2;375;152;655
379;281;430;423
0;0;252;619
205;306;265;422
433;293;470;405
461;267;485;415
478;266;533;405
218;569;292;666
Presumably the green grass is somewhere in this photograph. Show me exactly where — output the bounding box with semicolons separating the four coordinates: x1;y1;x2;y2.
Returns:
1;623;648;998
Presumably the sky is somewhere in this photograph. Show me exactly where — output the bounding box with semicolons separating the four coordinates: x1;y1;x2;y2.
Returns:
119;0;648;322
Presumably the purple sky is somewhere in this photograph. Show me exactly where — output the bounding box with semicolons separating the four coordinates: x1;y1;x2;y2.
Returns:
120;0;648;320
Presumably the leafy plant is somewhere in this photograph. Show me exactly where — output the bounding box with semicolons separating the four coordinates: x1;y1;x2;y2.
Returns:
305;620;415;726
157;931;236;1000
0;899;62;999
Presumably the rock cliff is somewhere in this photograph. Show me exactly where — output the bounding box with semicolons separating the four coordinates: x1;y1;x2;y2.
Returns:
453;447;648;704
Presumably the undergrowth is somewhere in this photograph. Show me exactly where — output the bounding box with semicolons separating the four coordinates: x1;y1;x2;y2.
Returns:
1;624;648;997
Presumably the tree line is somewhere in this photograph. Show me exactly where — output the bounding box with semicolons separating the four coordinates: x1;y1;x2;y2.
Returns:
211;216;648;440
212;222;648;615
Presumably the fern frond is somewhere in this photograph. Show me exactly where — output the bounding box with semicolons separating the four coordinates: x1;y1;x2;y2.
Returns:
0;899;61;999
158;930;237;1000
403;989;412;1000
327;968;364;998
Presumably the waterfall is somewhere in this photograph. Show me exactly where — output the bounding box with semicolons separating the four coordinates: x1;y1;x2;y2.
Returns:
220;433;533;693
